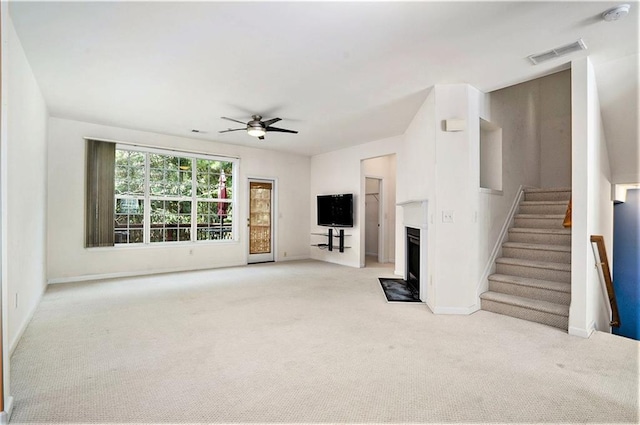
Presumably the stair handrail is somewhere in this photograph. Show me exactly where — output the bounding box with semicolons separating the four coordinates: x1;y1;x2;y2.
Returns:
590;235;620;328
476;185;527;299
563;198;572;228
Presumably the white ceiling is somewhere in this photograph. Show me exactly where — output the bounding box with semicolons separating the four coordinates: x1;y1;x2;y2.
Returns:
8;1;639;177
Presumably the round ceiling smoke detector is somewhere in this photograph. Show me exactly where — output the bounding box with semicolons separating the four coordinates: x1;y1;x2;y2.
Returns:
602;4;630;21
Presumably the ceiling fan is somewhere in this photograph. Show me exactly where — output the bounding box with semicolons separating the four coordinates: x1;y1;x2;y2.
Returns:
219;115;298;140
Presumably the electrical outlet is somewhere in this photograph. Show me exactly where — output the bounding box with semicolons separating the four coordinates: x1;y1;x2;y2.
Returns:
442;210;454;223
189;249;193;255
283;251;287;257
15;293;18;309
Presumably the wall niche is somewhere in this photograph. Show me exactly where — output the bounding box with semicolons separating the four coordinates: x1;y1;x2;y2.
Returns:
480;118;503;193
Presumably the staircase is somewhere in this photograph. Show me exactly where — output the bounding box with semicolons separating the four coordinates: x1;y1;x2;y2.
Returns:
480;188;572;330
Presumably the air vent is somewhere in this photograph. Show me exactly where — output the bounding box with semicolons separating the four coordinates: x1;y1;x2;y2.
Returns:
528;39;587;65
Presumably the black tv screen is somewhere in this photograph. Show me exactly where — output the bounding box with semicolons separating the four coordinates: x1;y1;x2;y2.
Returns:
317;194;353;227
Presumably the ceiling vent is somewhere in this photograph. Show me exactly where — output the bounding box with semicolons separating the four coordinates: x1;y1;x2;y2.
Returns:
528;39;587;65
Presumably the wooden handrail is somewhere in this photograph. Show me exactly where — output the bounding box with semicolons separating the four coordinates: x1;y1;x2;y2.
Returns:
590;235;620;328
563;198;572;228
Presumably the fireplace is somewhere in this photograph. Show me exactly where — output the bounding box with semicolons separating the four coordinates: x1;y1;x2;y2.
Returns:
406;227;420;294
397;199;428;303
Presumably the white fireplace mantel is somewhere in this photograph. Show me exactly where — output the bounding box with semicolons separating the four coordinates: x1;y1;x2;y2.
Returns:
397;199;428;229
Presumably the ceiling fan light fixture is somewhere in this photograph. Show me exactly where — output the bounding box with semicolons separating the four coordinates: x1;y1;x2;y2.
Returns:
220;115;296;139
247;127;266;137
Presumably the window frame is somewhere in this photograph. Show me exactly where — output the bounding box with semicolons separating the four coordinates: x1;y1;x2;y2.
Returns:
114;144;238;246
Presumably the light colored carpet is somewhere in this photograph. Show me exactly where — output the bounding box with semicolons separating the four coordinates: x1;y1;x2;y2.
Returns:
9;260;639;424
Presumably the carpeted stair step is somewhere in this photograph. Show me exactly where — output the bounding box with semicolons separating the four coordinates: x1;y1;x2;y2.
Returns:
481;187;572;331
514;214;566;229
488;273;571;305
524;187;571;202
508;227;571;246
480;291;569;330
495;257;571;283
502;242;571;264
519;200;570;215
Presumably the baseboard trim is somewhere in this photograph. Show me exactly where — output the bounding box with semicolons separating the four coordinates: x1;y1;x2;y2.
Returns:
48;262;247;284
394;269;403;277
10;285;45;355
426;299;436;314
568;323;595;338
278;255;310;262
1;396;14;425
433;304;480;315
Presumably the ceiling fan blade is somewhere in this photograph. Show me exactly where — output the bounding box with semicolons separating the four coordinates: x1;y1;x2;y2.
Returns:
265;126;298;134
262;117;282;127
219;128;245;133
221;117;247;125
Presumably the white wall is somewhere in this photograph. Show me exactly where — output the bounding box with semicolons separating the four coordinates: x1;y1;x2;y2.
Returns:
395;88;436;283
487;69;572;189
309;136;400;268
432;84;482;313
569;58;615;337
47;117;310;282
397;85;483;313
2;15;49;355
362;155;397;263
539;70;572;188
594;53;639;185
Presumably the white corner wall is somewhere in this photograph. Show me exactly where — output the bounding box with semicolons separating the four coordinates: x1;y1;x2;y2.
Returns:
2;14;49;355
569;57;614;338
398;84;484;313
395;88;436;282
432;84;482;313
47;117;311;282
309;136;400;268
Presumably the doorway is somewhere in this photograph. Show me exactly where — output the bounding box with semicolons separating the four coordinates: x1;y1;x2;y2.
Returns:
248;179;275;263
365;177;382;265
361;154;397;268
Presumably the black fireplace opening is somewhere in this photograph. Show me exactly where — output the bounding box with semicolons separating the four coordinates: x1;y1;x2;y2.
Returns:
406;227;420;295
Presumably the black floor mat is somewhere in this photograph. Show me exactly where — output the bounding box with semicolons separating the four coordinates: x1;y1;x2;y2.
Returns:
378;278;421;302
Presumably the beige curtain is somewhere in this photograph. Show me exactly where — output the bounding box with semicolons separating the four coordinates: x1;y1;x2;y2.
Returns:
85;139;115;247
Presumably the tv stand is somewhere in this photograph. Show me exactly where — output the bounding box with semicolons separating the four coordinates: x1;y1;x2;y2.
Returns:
311;230;351;253
327;229;346;252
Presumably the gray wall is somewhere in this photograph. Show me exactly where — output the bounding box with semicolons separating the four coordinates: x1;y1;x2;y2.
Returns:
489;69;572;189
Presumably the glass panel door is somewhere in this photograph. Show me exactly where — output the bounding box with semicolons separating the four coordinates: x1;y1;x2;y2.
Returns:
248;180;274;263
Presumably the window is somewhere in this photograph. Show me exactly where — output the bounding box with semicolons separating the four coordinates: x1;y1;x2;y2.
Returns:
111;145;235;245
195;158;234;241
115;150;145;244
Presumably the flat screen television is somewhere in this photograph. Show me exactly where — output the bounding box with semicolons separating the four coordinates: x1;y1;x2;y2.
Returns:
317;194;353;227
